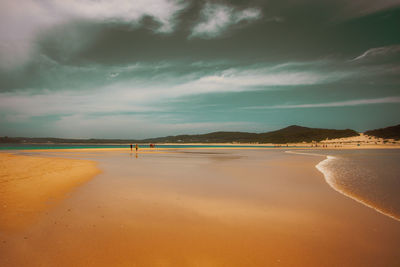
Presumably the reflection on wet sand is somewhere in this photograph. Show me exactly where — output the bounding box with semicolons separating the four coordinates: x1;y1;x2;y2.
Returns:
1;149;400;266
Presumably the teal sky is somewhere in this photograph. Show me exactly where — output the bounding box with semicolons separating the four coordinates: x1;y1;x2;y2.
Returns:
0;0;399;138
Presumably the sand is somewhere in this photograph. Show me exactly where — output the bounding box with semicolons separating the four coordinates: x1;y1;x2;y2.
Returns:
1;149;400;266
18;134;400;153
0;153;100;230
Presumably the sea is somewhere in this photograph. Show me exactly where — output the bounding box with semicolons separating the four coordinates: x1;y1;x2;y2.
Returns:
310;149;400;222
0;144;293;150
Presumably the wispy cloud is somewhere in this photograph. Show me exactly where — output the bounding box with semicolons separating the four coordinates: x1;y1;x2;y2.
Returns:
352;45;400;61
167;68;337;96
190;3;262;39
337;0;400;18
0;57;396;137
0;61;345;124
38;114;260;139
246;97;400;109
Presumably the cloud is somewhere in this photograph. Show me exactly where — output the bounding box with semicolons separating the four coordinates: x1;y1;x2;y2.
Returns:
109;72;120;78
0;89;162;119
0;0;187;70
190;3;262;39
352;45;400;61
167;67;337;96
50;0;187;33
1;56;398;137
246;96;400;109
0;60;349;132
50;115;260;139
337;0;400;18
107;62;343;99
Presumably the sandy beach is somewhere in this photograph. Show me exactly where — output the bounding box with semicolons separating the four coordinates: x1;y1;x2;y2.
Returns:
1;0;399;265
0;153;100;230
1;148;400;266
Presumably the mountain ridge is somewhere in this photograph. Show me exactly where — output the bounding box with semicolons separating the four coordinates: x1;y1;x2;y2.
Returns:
0;125;359;144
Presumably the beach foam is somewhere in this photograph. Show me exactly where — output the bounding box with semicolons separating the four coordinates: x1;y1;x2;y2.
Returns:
316;154;400;222
287;150;400;222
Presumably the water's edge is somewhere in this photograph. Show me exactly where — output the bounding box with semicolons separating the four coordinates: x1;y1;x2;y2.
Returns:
287;150;400;222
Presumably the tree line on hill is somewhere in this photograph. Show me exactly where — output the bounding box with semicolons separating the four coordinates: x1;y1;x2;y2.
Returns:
1;124;399;144
364;124;400;140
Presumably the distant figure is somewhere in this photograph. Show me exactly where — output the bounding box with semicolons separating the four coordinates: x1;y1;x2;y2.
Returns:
135;144;138;151
130;144;133;151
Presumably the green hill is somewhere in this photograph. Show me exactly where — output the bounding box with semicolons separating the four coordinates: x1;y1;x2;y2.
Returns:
0;125;359;144
142;125;358;143
365;124;400;140
256;125;358;143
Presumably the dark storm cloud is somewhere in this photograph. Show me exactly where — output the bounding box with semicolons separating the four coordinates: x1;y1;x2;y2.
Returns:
1;0;399;70
0;0;399;138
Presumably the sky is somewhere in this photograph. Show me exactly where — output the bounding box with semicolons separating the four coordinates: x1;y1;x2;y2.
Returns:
0;0;399;139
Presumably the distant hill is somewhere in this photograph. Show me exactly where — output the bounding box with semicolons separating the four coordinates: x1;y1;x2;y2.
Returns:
257;125;358;143
0;125;359;144
145;125;359;144
143;125;358;143
365;124;400;140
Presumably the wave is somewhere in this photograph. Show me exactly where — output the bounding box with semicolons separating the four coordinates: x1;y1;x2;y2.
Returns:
287;150;400;222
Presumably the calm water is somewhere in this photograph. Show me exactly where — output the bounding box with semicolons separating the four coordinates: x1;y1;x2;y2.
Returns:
4;148;400;266
0;143;297;150
4;145;399;221
314;149;400;221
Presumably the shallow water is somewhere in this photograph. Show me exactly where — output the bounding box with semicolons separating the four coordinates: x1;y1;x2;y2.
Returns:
2;148;400;266
307;149;400;221
0;143;296;150
9;147;400;222
10;147;400;222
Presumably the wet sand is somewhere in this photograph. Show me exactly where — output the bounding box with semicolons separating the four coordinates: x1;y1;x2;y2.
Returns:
1;149;400;266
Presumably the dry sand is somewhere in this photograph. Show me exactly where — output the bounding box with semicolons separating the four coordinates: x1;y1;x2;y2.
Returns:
1;149;400;266
319;133;400;148
0;153;100;230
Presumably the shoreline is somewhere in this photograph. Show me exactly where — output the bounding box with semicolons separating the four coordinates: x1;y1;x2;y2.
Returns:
1;142;400;154
287;150;400;222
316;156;400;223
1;132;399;149
1;148;400;266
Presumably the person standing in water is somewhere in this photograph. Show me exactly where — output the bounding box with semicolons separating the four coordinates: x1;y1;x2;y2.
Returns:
135;144;138;151
130;144;133;151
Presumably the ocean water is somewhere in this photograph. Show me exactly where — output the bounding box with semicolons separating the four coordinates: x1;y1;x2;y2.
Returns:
0;144;129;150
4;148;400;266
3;145;398;222
0;143;296;150
314;149;400;221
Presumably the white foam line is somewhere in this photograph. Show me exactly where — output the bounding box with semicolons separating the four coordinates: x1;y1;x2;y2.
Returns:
285;150;326;157
286;150;400;222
